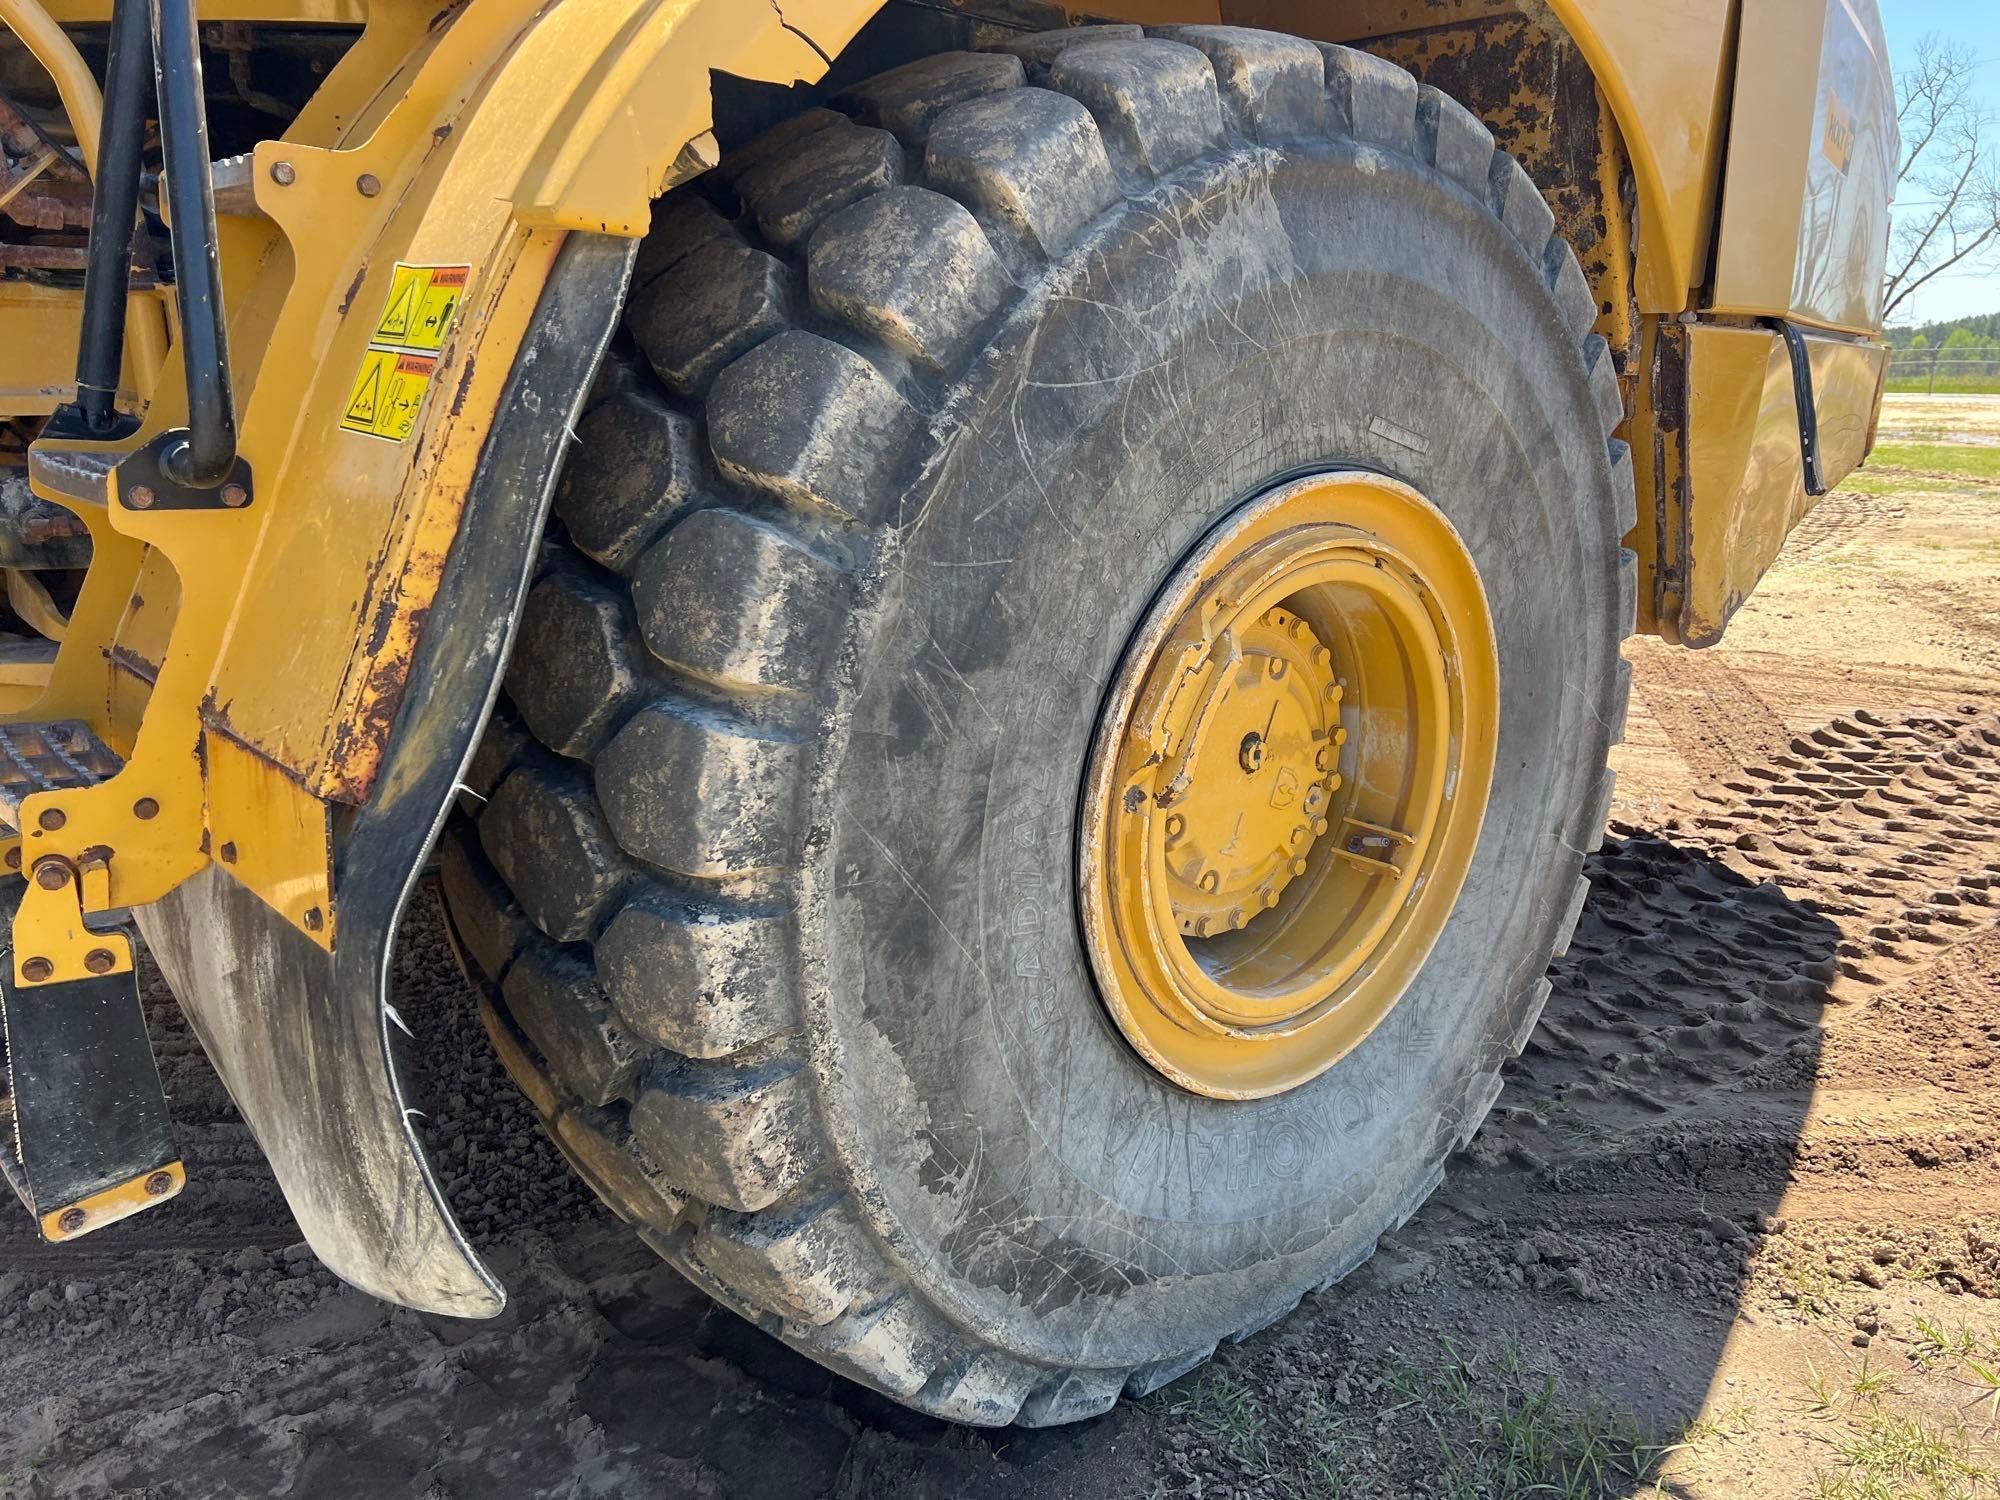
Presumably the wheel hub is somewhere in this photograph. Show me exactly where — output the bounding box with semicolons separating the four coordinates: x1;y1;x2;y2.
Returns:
1159;606;1343;938
1078;471;1499;1100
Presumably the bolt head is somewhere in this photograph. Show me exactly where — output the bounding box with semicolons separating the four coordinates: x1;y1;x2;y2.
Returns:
133;797;159;820
221;482;248;508
21;957;53;983
268;160;296;186
356;172;381;197
2;847;17;871
37;807;64;831
1238;732;1265;774
144;1170;174;1196
83;948;116;974
126;484;155;509
56;1207;86;1234
33;858;69;891
303;906;324;933
218;841;238;864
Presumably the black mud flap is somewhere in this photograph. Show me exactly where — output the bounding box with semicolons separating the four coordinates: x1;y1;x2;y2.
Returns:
0;955;183;1239
136;233;635;1316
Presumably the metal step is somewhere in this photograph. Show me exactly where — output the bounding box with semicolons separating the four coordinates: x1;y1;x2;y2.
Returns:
0;720;124;830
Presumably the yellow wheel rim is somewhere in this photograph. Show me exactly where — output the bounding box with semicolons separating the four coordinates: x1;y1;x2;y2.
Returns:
1078;471;1499;1099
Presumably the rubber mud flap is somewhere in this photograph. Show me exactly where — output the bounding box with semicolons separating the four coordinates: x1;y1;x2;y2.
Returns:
137;232;635;1316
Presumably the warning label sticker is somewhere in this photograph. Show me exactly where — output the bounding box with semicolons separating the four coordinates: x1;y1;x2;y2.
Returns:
340;349;439;442
340;262;470;443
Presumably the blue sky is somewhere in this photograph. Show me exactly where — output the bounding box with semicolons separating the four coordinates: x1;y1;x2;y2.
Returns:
1879;0;2000;324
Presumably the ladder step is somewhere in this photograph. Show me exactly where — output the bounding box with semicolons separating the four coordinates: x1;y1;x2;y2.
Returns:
0;721;124;829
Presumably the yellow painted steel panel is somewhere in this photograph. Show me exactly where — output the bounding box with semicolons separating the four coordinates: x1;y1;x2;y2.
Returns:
1679;323;1885;645
1218;0;1734;311
1710;0;1895;332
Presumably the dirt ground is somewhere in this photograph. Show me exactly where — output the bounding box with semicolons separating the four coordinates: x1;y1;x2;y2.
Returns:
2;392;1997;1499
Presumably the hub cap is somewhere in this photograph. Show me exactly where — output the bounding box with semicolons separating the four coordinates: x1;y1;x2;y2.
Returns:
1078;472;1499;1099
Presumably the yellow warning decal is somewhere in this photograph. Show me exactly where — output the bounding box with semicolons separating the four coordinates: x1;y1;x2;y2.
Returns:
339;349;439;442
371;262;469;353
341;261;469;443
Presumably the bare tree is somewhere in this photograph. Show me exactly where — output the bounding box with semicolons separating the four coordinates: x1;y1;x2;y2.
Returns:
1883;36;2000;322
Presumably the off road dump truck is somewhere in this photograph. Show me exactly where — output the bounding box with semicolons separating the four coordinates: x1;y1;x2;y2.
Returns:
0;0;1893;1425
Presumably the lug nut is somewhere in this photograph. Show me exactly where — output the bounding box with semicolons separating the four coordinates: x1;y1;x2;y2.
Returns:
83;948;116;974
21;957;53;983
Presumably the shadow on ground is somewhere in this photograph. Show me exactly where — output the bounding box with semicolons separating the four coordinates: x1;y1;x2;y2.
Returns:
12;701;2000;1496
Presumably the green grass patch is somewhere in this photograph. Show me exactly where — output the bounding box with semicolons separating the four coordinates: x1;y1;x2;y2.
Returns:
1865;443;2000;482
1384;1344;1667;1499
1884;375;2000;395
1812;1410;1995;1499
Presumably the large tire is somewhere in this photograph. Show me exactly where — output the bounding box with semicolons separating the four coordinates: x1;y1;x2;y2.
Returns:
441;26;1635;1425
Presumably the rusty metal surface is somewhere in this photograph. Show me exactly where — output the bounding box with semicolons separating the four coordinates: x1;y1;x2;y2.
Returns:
137;231;631;1318
0;465;90;568
1364;13;1638;382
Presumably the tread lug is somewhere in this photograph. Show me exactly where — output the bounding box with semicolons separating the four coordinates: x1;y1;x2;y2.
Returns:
554;388;707;574
630;1045;819;1211
502;940;639;1108
690;1194;875;1325
1316;44;1418;155
438;825;529;985
627;238;794;397
507;570;647;759
596;888;797;1059
735;121;903;250
478;765;627;943
1150;25;1325;141
1416;85;1494;196
1543;237;1599;340
596;700;803;878
809;186;1011;374
838;51;1024;144
1583;333;1626;436
1048;39;1224;181
1608;437;1638;535
632;507;841;691
924;87;1119;264
708;330;917;523
1488;151;1555;257
553;1105;691;1227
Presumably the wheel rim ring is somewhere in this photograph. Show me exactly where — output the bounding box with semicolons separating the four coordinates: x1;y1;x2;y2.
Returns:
1078;470;1500;1100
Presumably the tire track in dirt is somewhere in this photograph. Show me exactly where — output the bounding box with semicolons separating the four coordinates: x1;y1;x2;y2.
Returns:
1631;645;1795;784
1471;704;2000;1187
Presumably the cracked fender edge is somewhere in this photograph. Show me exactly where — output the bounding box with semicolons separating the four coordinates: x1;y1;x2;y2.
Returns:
136;233;636;1318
